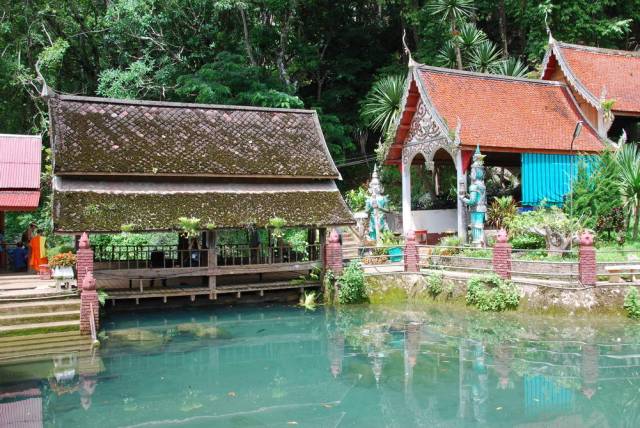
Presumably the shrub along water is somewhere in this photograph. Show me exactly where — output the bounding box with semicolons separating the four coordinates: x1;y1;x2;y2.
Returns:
624;287;640;319
466;273;520;312
427;272;444;297
337;261;368;304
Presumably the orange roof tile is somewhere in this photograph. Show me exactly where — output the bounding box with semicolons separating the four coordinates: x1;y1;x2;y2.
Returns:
416;66;603;153
550;43;640;114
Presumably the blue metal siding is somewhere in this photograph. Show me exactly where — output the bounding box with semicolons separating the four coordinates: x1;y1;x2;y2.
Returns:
521;153;581;206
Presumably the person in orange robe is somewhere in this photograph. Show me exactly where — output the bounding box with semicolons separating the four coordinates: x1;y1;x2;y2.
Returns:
29;230;47;273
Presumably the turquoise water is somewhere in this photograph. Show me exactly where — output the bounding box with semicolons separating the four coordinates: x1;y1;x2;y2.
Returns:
2;304;640;427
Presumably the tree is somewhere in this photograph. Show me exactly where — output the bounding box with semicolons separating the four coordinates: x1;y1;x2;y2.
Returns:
617;144;640;240
427;0;476;70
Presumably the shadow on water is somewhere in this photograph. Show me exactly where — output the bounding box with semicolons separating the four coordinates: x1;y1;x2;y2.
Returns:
2;303;640;427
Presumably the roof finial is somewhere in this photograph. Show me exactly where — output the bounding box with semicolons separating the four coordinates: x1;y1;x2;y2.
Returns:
548;30;555;45
454;117;462;146
35;59;53;99
402;29;417;68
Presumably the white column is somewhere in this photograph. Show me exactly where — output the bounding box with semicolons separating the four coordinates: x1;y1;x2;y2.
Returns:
456;150;467;242
401;159;413;235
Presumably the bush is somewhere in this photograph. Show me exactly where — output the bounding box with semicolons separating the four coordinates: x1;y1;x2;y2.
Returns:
510;234;545;250
434;235;463;256
487;196;517;229
344;186;368;212
427;273;444;297
337;261;368;304
507;206;581;251
624;287;640;319
466;274;520;312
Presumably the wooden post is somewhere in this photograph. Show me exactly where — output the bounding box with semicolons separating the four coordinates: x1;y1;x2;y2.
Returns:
207;230;217;297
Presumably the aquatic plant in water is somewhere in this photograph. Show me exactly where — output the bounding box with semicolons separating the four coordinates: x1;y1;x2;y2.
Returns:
299;291;318;310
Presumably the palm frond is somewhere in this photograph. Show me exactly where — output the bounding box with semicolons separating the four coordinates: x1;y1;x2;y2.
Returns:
469;40;502;73
436;40;458;69
458;22;487;52
427;0;475;22
360;75;407;137
492;57;529;77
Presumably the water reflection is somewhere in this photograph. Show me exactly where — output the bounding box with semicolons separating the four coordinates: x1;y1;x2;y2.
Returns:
1;305;640;427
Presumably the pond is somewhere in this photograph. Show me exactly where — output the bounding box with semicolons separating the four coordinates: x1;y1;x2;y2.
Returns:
2;304;640;427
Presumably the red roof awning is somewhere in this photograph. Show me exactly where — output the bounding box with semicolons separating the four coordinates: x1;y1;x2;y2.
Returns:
0;191;41;211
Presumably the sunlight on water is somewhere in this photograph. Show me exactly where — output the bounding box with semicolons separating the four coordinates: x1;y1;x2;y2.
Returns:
2;304;640;427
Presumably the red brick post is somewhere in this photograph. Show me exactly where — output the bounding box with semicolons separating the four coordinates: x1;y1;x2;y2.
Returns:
80;271;100;336
492;229;512;279
404;230;419;272
76;232;94;294
578;231;597;286
324;229;343;274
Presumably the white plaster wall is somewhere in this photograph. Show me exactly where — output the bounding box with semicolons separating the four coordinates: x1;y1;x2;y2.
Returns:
411;209;458;233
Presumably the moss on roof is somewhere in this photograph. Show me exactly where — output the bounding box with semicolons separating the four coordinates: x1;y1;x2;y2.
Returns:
50;96;339;178
53;190;354;233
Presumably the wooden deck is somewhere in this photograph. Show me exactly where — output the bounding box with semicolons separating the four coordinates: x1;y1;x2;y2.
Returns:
105;280;321;304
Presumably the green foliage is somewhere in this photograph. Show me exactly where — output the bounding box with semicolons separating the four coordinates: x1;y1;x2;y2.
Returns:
345;186;368;212
466;274;520;312
624;287;640;319
97;59;154;99
337;261;367;304
177;217;201;238
380;231;401;246
617;144;640;240
360;75;406;141
469;40;502;72
120;224;136;233
493;58;529;77
434;235;463;256
507;206;581;250
427;272;444;297
98;290;109;307
509;234;545;250
268;217;287;239
298;291;318;311
487;196;518;229
569;151;622;231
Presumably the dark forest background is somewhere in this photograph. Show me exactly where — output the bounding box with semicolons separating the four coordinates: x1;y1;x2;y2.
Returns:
2;0;639;188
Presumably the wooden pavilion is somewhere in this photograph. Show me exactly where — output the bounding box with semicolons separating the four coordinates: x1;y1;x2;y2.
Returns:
386;62;604;239
48;94;353;302
0;134;41;270
542;37;640;142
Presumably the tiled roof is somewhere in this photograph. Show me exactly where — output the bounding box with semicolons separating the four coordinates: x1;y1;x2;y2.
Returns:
545;42;640;114
416;66;603;153
0;191;41;211
53;179;354;232
49;95;339;179
0;134;41;189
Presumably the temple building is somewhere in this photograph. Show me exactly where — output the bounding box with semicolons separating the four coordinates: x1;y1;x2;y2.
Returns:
386;61;604;238
542;37;640;142
48;94;353;302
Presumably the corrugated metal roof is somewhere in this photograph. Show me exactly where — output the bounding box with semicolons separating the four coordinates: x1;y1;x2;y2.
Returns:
0;191;41;210
0;134;42;189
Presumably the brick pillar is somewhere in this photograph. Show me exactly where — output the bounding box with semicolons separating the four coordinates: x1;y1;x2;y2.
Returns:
76;232;94;293
324;228;343;274
579;231;597;286
404;230;419;272
492;229;512;279
80;271;99;336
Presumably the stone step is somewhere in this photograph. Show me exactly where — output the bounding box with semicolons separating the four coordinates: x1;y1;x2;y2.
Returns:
0;299;81;315
0;337;90;354
0;320;79;336
0;348;94;365
0;333;88;351
0;330;83;345
0;340;92;360
0;291;77;302
0;310;79;326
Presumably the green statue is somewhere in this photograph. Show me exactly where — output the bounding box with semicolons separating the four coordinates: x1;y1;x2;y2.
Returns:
459;147;487;246
366;166;389;242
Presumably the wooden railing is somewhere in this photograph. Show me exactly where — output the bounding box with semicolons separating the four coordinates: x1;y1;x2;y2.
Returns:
92;243;321;270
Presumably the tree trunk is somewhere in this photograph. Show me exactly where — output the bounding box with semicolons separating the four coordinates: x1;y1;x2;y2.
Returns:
633;204;639;240
451;19;463;70
239;8;257;66
276;4;294;88
497;0;509;58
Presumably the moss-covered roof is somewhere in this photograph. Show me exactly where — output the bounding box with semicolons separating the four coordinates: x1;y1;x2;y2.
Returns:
49;95;339;178
53;188;354;233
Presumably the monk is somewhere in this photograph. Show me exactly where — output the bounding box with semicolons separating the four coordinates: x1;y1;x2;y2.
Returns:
28;229;47;273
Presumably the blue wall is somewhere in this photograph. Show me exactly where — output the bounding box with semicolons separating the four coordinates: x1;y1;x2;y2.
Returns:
521;153;587;207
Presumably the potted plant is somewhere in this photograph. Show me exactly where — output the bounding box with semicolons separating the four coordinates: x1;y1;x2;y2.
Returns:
49;252;77;279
